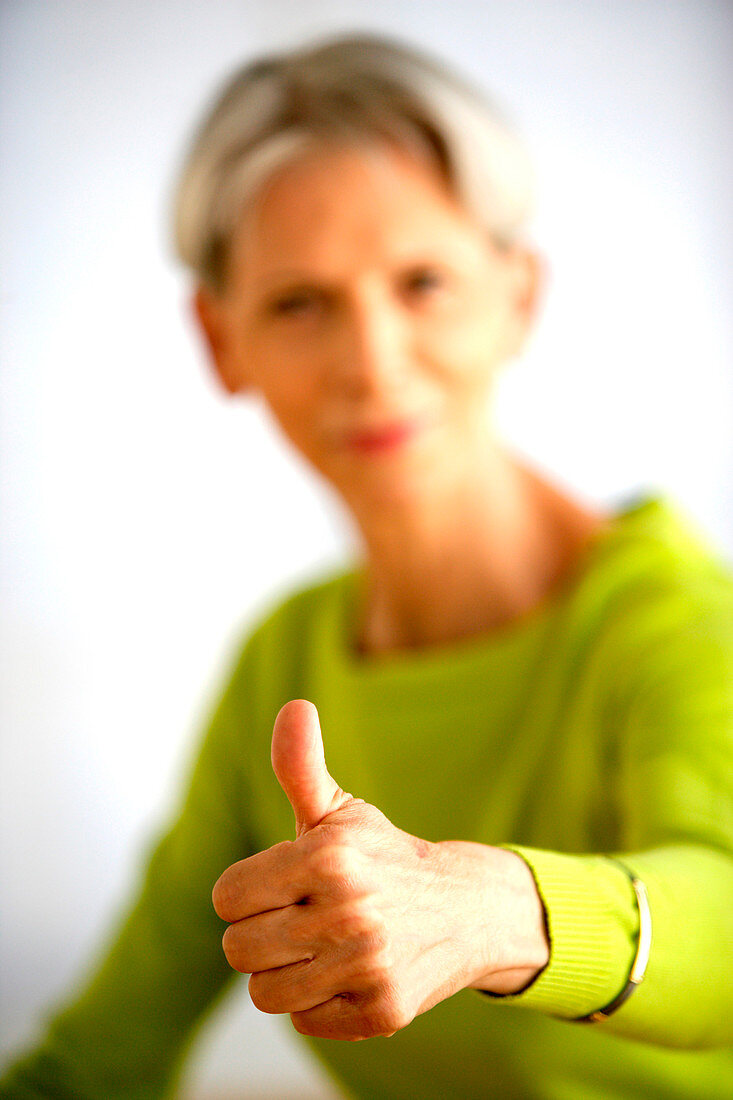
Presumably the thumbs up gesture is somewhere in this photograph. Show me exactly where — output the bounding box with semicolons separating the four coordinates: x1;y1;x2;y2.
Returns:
270;698;353;839
212;700;549;1041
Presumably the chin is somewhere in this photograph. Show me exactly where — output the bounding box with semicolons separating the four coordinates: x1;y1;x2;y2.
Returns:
337;458;458;514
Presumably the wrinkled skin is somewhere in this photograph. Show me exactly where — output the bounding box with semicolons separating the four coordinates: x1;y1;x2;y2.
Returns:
213;699;549;1042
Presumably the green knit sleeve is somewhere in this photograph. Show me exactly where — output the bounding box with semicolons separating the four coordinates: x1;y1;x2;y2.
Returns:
490;574;733;1049
0;627;259;1099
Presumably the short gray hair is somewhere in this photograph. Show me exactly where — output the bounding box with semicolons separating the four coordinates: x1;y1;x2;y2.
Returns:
171;31;536;295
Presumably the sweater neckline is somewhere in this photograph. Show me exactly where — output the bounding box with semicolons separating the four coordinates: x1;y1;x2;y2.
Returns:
327;490;670;682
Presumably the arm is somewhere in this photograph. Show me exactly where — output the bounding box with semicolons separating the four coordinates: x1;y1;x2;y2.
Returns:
482;583;733;1048
212;579;733;1050
0;632;257;1099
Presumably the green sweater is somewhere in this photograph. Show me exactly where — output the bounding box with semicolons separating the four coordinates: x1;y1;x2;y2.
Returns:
2;492;733;1099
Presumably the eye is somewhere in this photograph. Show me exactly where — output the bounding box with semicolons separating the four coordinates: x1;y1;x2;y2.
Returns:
270;292;317;316
403;267;447;297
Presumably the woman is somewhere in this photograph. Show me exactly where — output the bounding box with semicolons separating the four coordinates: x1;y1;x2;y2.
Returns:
2;30;732;1100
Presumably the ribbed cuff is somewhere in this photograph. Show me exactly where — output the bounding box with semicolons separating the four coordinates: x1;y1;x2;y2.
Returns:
480;846;640;1019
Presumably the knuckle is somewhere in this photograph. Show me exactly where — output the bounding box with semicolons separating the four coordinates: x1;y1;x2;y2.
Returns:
212;858;250;919
211;875;235;920
290;1011;314;1037
348;900;387;945
391;1001;413;1033
308;842;362;888
221;925;246;972
359;1002;391;1039
366;989;411;1036
363;949;395;988
213;842;294;919
328;898;380;945
248;972;278;1014
345;945;396;1002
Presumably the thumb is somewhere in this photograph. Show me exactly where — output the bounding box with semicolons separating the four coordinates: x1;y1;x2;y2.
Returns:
271;699;351;838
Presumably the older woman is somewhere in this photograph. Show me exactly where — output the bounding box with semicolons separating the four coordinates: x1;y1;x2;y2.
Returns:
2;31;732;1100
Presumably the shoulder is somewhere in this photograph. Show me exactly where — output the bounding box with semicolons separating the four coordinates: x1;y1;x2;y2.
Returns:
583;496;733;718
551;494;733;724
582;493;733;642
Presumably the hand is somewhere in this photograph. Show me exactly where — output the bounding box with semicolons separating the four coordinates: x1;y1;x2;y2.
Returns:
212;699;549;1041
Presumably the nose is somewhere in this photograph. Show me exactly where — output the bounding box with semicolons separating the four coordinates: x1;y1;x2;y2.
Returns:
327;291;411;401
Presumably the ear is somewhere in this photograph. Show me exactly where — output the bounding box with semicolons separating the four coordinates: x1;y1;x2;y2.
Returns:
503;245;546;360
190;285;252;396
510;245;544;320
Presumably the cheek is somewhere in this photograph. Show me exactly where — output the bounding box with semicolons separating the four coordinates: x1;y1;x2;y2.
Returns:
426;313;506;396
241;331;312;403
262;378;316;424
254;364;323;446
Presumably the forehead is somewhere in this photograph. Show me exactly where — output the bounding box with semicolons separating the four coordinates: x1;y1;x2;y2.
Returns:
229;140;488;283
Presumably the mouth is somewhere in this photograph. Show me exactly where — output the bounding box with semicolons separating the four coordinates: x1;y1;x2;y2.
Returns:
344;416;431;455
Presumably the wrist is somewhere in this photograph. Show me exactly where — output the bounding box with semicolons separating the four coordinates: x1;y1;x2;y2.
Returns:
433;840;548;998
464;846;550;994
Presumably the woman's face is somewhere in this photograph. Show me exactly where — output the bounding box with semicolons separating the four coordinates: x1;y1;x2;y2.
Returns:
195;140;542;510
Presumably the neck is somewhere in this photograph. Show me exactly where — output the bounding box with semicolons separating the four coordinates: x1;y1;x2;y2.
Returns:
346;447;610;656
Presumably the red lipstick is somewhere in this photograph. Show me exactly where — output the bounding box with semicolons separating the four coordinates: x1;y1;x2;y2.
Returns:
346;419;422;454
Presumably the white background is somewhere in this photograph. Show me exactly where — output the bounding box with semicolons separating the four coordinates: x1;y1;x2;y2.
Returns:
1;1;731;1097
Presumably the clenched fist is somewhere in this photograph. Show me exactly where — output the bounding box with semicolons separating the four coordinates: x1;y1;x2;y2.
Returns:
212;699;548;1041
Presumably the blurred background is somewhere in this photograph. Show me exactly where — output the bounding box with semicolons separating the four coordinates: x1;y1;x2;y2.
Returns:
1;1;731;1097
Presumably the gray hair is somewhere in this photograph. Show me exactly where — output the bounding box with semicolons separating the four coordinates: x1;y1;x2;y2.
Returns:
171;31;536;295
